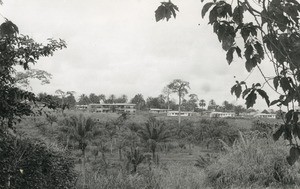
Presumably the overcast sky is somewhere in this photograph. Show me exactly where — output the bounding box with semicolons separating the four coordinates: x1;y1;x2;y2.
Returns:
2;0;278;110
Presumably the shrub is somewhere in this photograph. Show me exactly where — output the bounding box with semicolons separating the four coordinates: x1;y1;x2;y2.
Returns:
0;132;77;189
194;119;239;150
205;132;300;189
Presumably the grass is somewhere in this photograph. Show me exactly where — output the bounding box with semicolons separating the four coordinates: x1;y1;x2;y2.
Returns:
14;112;300;189
205;132;300;189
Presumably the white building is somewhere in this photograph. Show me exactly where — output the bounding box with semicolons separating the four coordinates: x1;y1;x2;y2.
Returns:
254;113;276;119
149;108;169;114
167;111;193;117
88;103;136;114
210;112;236;118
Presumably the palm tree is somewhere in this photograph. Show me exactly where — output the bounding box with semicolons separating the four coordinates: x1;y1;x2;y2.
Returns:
199;99;206;111
168;79;190;126
138;117;171;162
62;114;98;189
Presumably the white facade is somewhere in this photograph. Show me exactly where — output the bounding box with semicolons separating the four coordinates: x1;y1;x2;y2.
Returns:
254;113;276;119
210;112;235;118
149;108;169;114
167;111;193;117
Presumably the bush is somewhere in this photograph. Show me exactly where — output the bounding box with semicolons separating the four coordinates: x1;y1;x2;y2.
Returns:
0;132;77;189
205;132;300;189
194;119;239;150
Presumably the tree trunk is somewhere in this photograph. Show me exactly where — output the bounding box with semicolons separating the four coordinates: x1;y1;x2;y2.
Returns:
110;139;113;155
152;148;155;163
189;143;192;155
82;150;86;189
118;148;122;160
167;95;170;111
178;94;181;127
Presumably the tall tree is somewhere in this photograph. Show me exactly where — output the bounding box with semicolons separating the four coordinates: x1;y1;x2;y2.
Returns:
89;93;100;103
167;79;190;126
199;99;206;110
131;94;146;111
162;86;172;110
78;94;91;105
55;89;75;113
187;94;199;112
98;94;106;103
106;94;116;104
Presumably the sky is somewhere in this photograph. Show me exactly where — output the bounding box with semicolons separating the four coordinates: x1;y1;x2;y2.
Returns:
2;0;278;110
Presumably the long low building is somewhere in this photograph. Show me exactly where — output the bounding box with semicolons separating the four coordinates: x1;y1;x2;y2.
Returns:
254;113;276;119
210;112;236;118
167;111;194;117
149;108;169;114
88;103;136;114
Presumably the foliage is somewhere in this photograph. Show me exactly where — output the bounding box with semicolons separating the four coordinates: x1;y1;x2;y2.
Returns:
126;147;145;173
167;79;190;126
15;69;52;89
205;132;300;188
194;119;239;150
155;0;300;165
131;93;146;110
138;117;171;161
0;19;66;129
155;1;179;22
0;132;77;188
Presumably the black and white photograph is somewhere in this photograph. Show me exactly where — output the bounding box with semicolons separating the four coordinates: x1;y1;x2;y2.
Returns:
1;0;300;188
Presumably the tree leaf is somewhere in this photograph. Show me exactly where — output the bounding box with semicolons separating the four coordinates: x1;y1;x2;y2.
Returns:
270;99;281;106
245;90;257;108
254;42;264;59
280;77;291;92
235;46;242;57
273;76;280;91
202;2;215;18
226;47;235;64
287;147;300;165
257;89;270;106
233;6;244;24
286;110;294;124
273;124;284;141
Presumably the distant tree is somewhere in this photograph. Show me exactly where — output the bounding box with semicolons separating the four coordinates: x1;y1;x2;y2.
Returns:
106;94;116;104
223;101;234;111
89;93;100;103
146;96;165;109
115;94;128;103
207;99;217;111
168;79;190;126
98;94;106;103
186;94;199;111
65;94;76;109
199;99;206;110
55;89;75;113
162;86;172;110
234;105;246;116
78;94;91;105
131;94;146;110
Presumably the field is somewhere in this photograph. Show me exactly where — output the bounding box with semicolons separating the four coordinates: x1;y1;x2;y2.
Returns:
11;110;299;189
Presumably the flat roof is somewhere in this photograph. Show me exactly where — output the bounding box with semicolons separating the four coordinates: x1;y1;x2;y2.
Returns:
89;103;136;106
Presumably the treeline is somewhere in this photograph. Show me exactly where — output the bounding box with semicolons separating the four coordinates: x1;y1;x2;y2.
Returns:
37;90;255;115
